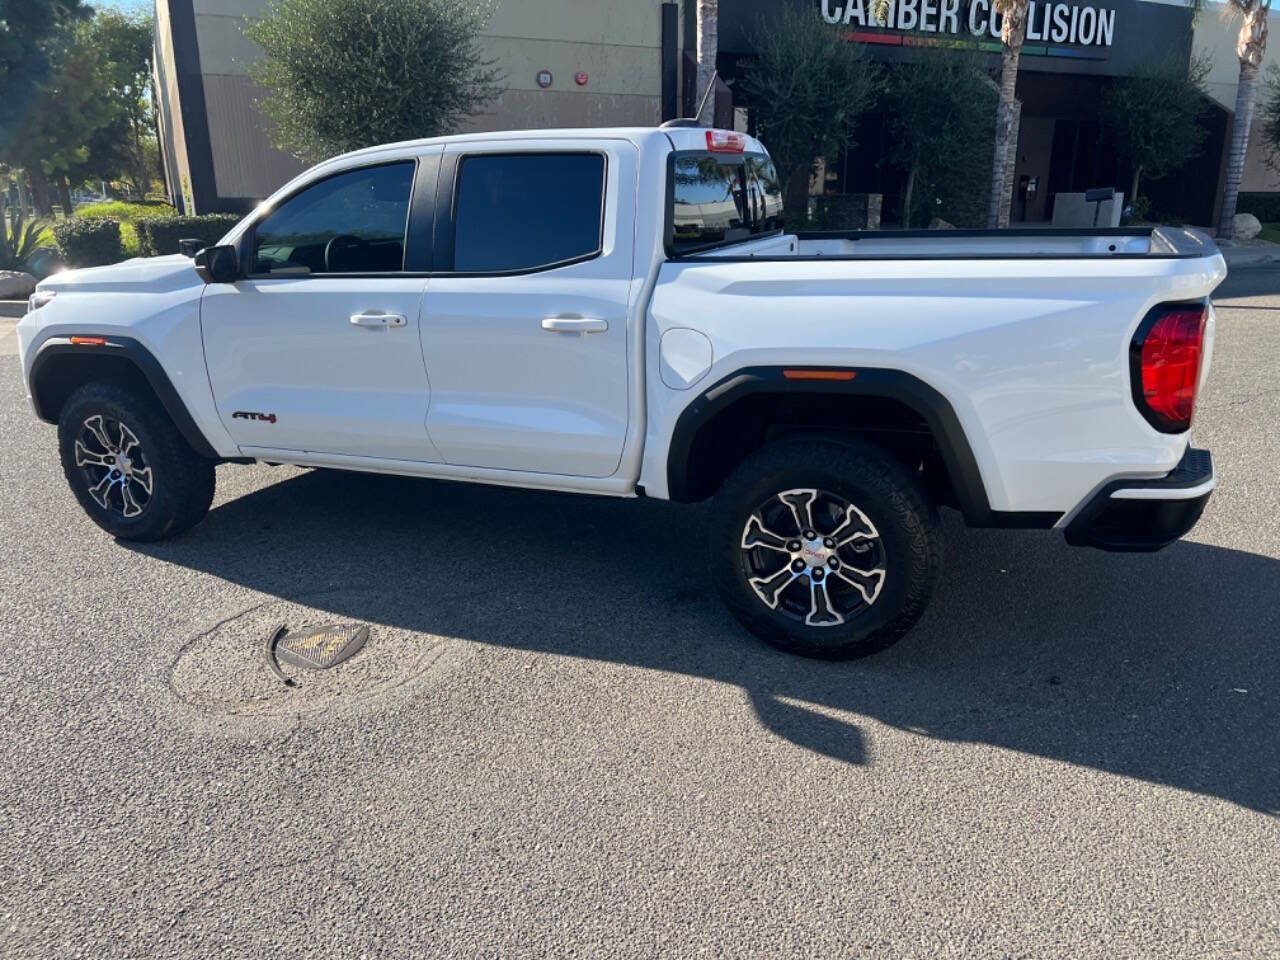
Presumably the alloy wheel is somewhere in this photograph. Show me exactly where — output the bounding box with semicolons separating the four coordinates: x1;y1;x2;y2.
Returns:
74;414;154;518
739;488;887;627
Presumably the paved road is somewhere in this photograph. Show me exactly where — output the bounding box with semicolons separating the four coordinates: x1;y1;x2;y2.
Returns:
0;317;17;357
1;273;1276;959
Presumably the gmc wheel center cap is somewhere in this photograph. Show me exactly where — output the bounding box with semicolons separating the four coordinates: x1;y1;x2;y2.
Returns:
801;539;830;566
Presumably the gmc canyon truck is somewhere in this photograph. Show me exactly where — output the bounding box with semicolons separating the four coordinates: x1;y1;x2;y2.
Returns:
16;124;1225;659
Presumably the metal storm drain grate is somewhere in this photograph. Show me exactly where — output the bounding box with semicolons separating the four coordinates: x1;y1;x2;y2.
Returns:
266;623;370;686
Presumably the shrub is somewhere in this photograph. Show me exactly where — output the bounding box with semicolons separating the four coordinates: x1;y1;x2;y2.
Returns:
74;200;176;222
136;214;242;257
75;202;179;257
1237;192;1280;223
53;218;124;268
1;218;53;272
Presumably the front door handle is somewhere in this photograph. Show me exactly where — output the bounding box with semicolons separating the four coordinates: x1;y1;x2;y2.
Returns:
350;312;407;329
541;317;609;334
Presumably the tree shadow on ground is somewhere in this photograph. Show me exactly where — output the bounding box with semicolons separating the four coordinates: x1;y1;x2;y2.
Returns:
132;469;1279;814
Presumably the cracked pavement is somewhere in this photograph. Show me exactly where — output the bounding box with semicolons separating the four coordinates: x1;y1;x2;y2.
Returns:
0;271;1277;959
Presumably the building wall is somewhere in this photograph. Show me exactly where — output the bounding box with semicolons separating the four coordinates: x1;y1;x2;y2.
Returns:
463;2;664;132
191;0;307;207
1195;5;1280;193
152;0;191;211
156;0;666;212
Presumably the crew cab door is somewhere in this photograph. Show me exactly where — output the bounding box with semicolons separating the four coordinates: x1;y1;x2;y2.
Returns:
201;154;443;461
419;141;636;477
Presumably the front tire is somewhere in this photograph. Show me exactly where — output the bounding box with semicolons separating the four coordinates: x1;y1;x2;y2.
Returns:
58;382;216;542
708;437;940;660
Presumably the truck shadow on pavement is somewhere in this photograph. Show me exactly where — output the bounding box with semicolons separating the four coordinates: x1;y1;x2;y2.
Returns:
133;468;1279;815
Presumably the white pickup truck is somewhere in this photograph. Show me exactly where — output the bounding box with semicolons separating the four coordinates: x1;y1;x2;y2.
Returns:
16;124;1225;659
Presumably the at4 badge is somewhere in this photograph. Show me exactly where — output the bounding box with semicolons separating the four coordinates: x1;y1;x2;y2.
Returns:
232;411;278;424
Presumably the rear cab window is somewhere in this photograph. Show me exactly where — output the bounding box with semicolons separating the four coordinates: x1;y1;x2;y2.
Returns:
669;152;785;256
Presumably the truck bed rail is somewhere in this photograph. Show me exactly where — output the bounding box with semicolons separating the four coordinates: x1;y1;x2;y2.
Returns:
684;226;1220;262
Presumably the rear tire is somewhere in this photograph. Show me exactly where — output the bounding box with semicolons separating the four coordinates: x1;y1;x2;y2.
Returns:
708;437;940;660
58;382;216;542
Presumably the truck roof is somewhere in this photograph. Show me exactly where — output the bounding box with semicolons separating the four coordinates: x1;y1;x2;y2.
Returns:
327;126;769;166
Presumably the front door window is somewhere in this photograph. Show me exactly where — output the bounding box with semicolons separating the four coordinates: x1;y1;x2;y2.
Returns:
253;162;416;275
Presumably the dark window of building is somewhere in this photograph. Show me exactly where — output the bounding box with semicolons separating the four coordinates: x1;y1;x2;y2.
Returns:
670;152;784;254
452;153;606;273
252;162;415;275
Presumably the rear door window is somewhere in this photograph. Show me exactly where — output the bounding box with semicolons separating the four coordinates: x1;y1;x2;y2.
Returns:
452;153;605;273
670;153;785;254
252;161;415;275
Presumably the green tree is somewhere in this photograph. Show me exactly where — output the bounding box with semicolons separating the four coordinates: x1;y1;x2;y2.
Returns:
83;10;158;196
247;0;502;162
739;4;881;226
0;0;92;214
1;8;155;215
881;53;996;228
1101;55;1210;215
0;0;91;148
4;28;108;215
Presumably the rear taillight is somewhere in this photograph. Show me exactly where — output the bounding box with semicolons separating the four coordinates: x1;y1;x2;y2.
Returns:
1130;302;1208;433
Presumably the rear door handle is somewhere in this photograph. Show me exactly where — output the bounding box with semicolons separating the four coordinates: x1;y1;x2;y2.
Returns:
541;317;609;334
350;313;407;328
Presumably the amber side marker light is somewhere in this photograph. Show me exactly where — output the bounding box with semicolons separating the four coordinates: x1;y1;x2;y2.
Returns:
783;369;857;382
69;336;108;346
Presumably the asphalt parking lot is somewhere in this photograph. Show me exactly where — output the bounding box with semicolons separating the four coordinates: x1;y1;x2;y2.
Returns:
0;271;1276;959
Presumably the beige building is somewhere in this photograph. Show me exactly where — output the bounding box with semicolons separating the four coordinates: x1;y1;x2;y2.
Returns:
1194;3;1280;198
154;0;678;213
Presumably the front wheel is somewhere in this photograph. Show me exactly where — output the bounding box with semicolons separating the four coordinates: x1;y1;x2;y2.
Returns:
57;382;216;542
708;437;940;660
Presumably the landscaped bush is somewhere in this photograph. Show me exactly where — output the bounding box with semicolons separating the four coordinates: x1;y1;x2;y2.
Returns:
74;200;176;222
1237;192;1280;224
53;217;123;267
136;214;241;257
74;202;176;258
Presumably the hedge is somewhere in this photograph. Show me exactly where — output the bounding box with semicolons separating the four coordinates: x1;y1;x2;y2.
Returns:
1236;193;1280;224
53;217;123;268
136;214;242;257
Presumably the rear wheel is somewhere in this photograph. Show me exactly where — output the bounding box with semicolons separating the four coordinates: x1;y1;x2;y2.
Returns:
58;382;215;542
708;437;940;659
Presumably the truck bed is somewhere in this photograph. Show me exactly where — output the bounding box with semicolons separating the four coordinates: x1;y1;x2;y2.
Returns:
648;223;1227;515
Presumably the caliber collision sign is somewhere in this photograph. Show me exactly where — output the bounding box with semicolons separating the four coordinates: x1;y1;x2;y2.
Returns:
820;0;1117;47
537;69;553;88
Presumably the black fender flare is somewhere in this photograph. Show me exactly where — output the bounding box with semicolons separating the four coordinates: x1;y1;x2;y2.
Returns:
29;336;220;459
667;365;1024;528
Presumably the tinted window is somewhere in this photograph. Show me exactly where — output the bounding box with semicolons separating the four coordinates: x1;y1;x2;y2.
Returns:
253;162;415;275
670;153;785;254
453;154;605;273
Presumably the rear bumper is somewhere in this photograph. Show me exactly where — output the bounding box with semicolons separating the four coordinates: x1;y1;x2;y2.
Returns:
1064;447;1215;552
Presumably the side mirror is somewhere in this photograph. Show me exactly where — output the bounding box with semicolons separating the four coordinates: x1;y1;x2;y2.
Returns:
178;238;204;258
193;245;240;284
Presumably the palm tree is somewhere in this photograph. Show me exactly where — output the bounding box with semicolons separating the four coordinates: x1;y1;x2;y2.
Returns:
696;0;719;126
987;0;1029;228
1219;0;1272;240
